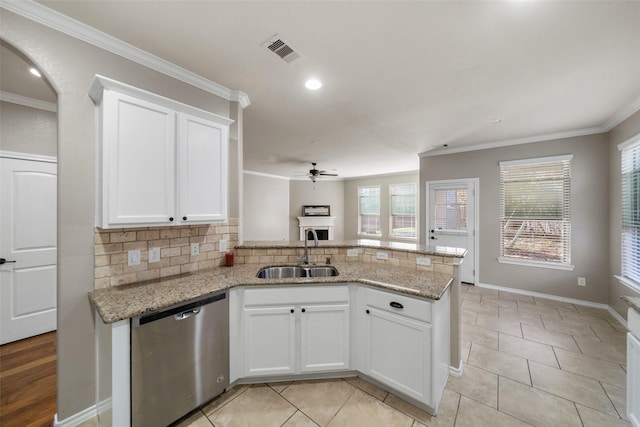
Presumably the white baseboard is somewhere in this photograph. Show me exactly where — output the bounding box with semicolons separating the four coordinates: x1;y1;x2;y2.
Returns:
54;405;97;427
476;282;628;329
449;361;463;377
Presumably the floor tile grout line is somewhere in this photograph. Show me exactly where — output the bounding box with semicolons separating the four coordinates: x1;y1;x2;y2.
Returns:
599;379;626;420
323;384;357;427
573;401;586;427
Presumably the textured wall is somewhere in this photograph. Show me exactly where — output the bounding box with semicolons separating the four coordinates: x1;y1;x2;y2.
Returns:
420;134;609;303
1;10;234;419
243;172;290;241
0;101;57;156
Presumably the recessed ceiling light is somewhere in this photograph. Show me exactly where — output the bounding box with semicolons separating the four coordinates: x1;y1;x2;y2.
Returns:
490;117;504;124
305;79;322;90
29;67;42;78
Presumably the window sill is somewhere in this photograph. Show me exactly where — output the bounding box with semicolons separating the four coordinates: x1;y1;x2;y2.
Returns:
615;275;640;293
498;257;575;271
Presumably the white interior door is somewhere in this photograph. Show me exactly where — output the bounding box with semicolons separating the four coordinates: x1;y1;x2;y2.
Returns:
427;179;477;284
0;156;57;344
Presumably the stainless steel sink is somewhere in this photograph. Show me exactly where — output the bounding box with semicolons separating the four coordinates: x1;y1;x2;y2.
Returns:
256;265;339;279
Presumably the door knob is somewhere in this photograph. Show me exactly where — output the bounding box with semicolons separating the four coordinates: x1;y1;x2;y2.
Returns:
430;229;434;233
0;258;16;265
430;236;437;240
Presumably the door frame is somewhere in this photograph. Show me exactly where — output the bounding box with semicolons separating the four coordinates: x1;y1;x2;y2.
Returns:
425;178;479;285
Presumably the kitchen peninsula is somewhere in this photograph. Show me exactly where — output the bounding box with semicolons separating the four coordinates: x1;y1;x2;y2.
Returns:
90;240;465;426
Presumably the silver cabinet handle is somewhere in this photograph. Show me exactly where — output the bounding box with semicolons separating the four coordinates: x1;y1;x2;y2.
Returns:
175;308;201;320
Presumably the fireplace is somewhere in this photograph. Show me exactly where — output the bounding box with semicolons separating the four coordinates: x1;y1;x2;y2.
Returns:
298;216;336;240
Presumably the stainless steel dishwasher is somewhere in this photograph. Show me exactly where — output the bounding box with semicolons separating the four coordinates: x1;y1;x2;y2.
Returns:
131;292;229;427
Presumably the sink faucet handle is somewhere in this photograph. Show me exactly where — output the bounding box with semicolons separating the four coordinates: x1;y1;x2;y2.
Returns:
326;256;331;265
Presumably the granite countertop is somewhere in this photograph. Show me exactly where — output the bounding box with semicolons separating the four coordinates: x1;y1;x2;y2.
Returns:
89;261;454;324
622;296;640;312
239;239;467;259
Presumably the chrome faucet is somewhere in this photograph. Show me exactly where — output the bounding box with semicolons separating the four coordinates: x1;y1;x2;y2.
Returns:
300;228;318;265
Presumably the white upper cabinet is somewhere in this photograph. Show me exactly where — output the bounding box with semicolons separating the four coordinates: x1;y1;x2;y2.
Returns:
178;113;228;223
90;75;233;229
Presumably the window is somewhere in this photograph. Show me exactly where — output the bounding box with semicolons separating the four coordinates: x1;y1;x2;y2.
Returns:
621;139;640;288
390;183;417;238
499;155;572;269
433;187;467;232
358;186;381;236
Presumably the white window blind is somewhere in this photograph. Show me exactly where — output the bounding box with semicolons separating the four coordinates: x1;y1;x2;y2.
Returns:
358;186;381;236
390;183;417;238
621;141;640;285
434;187;467;232
500;155;572;266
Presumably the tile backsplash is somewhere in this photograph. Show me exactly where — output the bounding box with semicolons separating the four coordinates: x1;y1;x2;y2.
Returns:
94;219;238;289
235;246;455;275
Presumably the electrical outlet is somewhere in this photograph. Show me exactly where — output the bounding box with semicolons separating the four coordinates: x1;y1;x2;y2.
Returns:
347;248;358;257
128;249;141;266
191;242;200;256
219;239;228;252
578;277;586;287
376;251;389;260
149;247;160;263
416;256;431;266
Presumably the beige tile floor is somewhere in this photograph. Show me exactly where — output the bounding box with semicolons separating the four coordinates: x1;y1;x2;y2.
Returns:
174;284;630;427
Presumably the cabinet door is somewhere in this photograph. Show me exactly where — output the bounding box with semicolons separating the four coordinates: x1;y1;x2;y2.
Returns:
628;333;640;427
177;113;228;224
244;306;296;377
102;91;176;227
300;304;350;373
364;307;431;403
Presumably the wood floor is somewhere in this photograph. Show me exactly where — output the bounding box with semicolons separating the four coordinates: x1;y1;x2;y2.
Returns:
0;332;56;427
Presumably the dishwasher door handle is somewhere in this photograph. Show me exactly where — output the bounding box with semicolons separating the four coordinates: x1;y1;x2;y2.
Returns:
175;308;201;320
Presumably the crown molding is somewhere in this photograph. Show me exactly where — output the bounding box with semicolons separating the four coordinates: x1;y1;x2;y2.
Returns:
243;170;290;180
602;94;640;132
0;0;250;108
420;92;640;158
0;91;57;112
419;127;605;158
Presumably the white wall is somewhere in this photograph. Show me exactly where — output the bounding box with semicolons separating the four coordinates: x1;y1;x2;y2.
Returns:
243;172;290;240
289;179;344;241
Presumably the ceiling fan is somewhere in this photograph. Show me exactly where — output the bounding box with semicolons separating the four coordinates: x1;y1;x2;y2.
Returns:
304;162;338;183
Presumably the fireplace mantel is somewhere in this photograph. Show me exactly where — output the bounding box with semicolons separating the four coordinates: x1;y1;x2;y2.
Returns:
297;216;336;240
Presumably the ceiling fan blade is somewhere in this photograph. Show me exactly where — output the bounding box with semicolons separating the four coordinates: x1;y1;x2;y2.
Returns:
319;172;338;176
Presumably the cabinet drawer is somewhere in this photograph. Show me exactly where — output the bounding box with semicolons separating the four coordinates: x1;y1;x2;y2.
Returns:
244;285;349;307
365;287;432;323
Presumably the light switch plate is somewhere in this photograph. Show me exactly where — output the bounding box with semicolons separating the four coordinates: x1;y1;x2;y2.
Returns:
128;249;141;266
191;242;200;256
376;251;389;260
416;256;431;266
347;248;358;257
219;239;228;252
149;247;160;263
578;277;586;287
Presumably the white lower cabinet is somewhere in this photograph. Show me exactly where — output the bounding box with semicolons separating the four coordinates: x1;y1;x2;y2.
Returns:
230;283;451;415
244;306;296;376
357;286;450;414
234;286;351;379
364;306;432;402
300;303;350;372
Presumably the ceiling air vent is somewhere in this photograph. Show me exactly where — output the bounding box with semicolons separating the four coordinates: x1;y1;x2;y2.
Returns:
263;35;300;64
